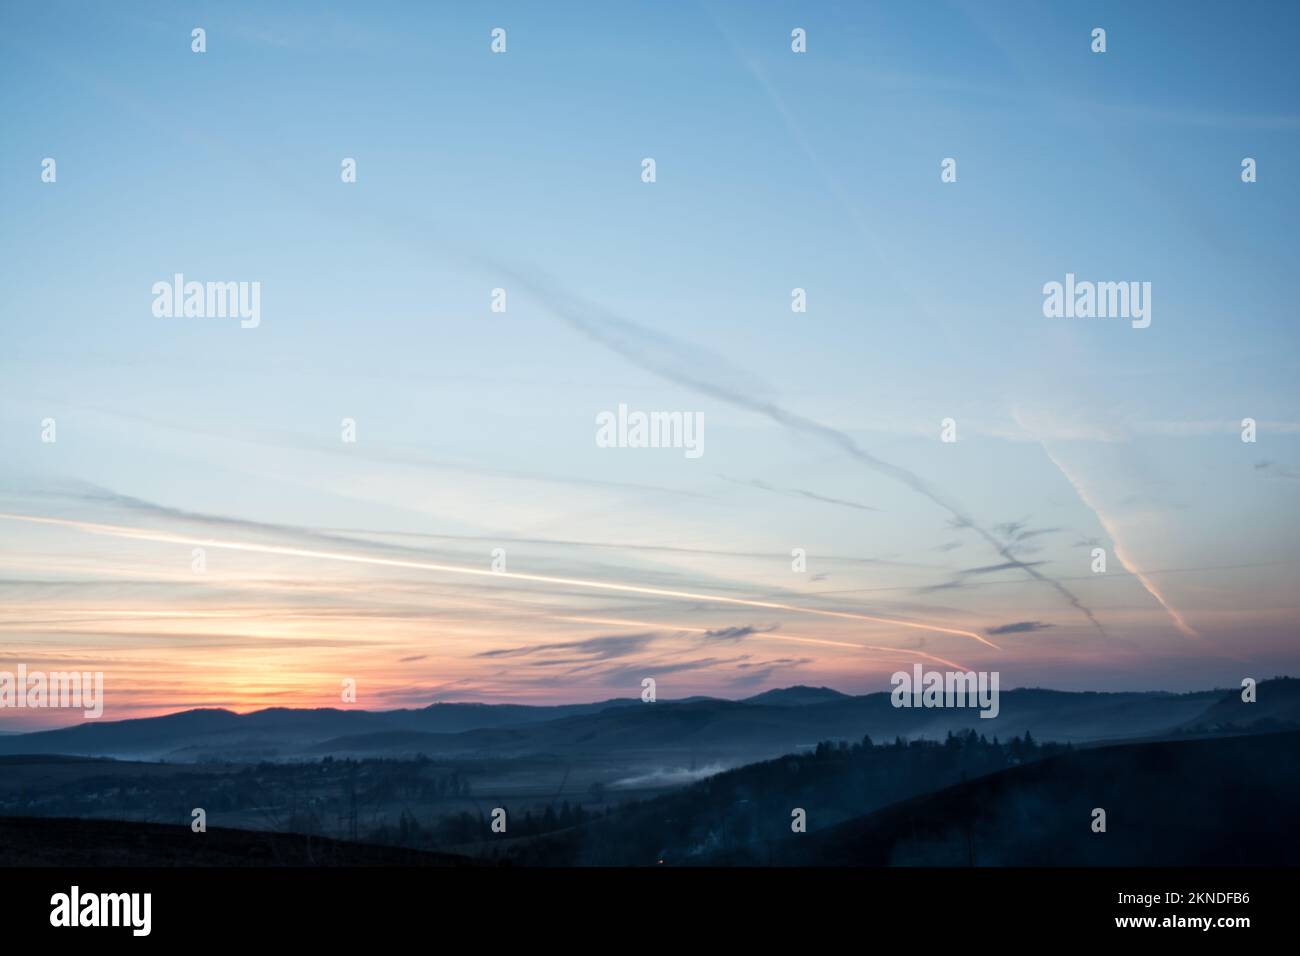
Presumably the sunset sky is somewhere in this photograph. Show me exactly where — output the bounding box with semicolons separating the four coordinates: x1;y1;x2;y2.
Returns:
2;1;1298;729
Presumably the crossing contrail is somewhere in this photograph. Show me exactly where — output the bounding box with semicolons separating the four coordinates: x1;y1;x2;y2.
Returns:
1034;447;1200;639
0;512;1000;649
553;616;972;670
498;271;1109;639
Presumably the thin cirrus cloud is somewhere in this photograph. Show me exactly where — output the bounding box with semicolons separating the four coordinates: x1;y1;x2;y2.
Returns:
0;509;1000;650
477;633;659;662
3;3;1297;726
985;621;1055;636
502;265;1110;639
0;477;1010;728
719;476;881;513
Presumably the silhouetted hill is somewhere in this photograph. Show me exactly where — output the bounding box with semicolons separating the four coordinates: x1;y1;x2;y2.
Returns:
0;698;638;760
1;681;1292;763
741;686;849;707
0;816;478;866
479;728;1300;866
1174;676;1300;734
6;727;1296;867
305;685;1259;761
721;729;1300;866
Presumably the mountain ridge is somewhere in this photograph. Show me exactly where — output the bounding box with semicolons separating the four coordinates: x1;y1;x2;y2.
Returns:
1;680;1293;763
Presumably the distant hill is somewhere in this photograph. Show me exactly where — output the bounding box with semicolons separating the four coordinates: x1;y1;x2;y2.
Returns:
0;697;639;761
741;686;850;707
301;685;1265;761
0;681;1293;763
0;815;478;866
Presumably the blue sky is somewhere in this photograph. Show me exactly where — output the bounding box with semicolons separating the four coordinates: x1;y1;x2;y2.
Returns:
1;1;1298;727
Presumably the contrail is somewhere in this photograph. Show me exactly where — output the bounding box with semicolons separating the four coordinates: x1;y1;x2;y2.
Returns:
553;615;971;670
1032;447;1200;640
0;512;999;649
693;15;1104;636
490;268;1108;638
9;58;1075;642
719;476;880;512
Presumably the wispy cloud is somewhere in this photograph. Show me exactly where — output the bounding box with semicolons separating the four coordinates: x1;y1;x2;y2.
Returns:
1022;426;1201;640
0;511;999;648
1256;460;1300;480
477;632;657;662
499;271;1100;639
721;476;880;513
986;621;1054;636
703;624;777;642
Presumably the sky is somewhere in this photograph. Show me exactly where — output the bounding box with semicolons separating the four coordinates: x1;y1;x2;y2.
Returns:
1;1;1298;729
